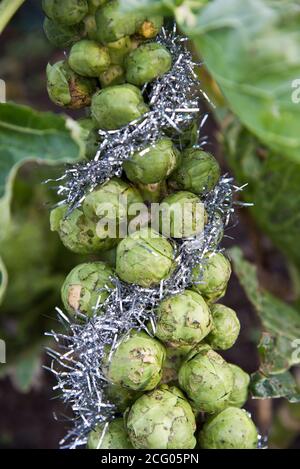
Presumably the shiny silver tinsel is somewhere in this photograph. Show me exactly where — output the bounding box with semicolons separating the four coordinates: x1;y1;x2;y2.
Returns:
52;25;201;212
46;26;258;449
46;176;246;449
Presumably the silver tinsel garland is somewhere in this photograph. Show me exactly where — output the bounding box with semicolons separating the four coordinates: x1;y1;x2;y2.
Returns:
46;175;246;449
53;25;201;212
46;26;261;449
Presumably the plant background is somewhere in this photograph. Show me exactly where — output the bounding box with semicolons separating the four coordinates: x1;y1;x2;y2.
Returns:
0;0;300;448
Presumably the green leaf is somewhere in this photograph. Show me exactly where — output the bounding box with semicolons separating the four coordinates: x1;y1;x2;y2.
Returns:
251;371;300;403
230;247;300;374
178;0;300;162
0;103;84;240
225;120;300;271
0;166;84;375
0;256;8;305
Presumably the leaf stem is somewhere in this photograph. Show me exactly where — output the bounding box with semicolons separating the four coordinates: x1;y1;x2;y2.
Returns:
0;0;26;35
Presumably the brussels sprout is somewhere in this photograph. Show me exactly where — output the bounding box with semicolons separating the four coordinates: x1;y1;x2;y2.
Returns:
69;40;111;77
192;252;232;303
94;0;144;43
106;384;141;413
78;117;97;156
42;0;88;26
84;15;98;41
50;205;116;254
103;330;166;391
61;262;115;317
116;228;175;287
82;177;143;238
127;385;196;449
138;16;163;39
78;117;96;136
160;191;207;239
87;0;108;14
206;304;240;350
46;61;97;109
78;118;99;159
178;344;233;413
91;84;149;130
199;407;258;449
155;290;212;348
161;345;192;384
123;139;181;185
170;148;220;195
228;364;250;408
210;212;224;248
107;36;132;65
126;43;172;86
43;18;84;48
87;419;133;449
137;182;168;203
99;65;125;88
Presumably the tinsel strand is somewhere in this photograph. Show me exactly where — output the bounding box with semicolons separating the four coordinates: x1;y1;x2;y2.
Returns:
45;26;262;449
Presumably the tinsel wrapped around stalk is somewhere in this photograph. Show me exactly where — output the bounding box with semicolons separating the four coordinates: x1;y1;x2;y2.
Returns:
42;0;263;450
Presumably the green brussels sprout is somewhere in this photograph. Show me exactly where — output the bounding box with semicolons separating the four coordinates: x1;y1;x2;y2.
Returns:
228;364;250;408
192;252;232;303
178;344;234;413
78;117;96;135
137;182;168;203
170;148;221;195
160;191;207;239
85;129;99;159
50;205;116;254
87;0;108;14
155;290;212;348
42;0;88;26
91;84;149;130
206;304;240;350
99;65;125;88
199;407;258;449
84;15;98;41
161;345;192;384
43;18;84;48
82;178;143;240
77;120;99;159
103;330;166;391
61;262;115;317
78;117;98;158
123;139;181;185
107;36;132;65
127;385;196;449
46;61;97;109
116;228;175;287
126;43;172;86
106;384;141;413
138;16;163;39
95;0;144;43
87;419;133;449
211;212;224;248
69;40;111;77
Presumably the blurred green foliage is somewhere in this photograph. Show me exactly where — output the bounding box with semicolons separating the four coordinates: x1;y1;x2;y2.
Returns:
0;103;86;389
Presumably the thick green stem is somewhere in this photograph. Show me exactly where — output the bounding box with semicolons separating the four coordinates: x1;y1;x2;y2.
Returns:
0;0;26;34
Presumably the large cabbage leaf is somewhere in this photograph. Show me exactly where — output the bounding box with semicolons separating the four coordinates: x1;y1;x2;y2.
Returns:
0;103;83;241
230;247;300;375
225;120;300;270
122;0;300;162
